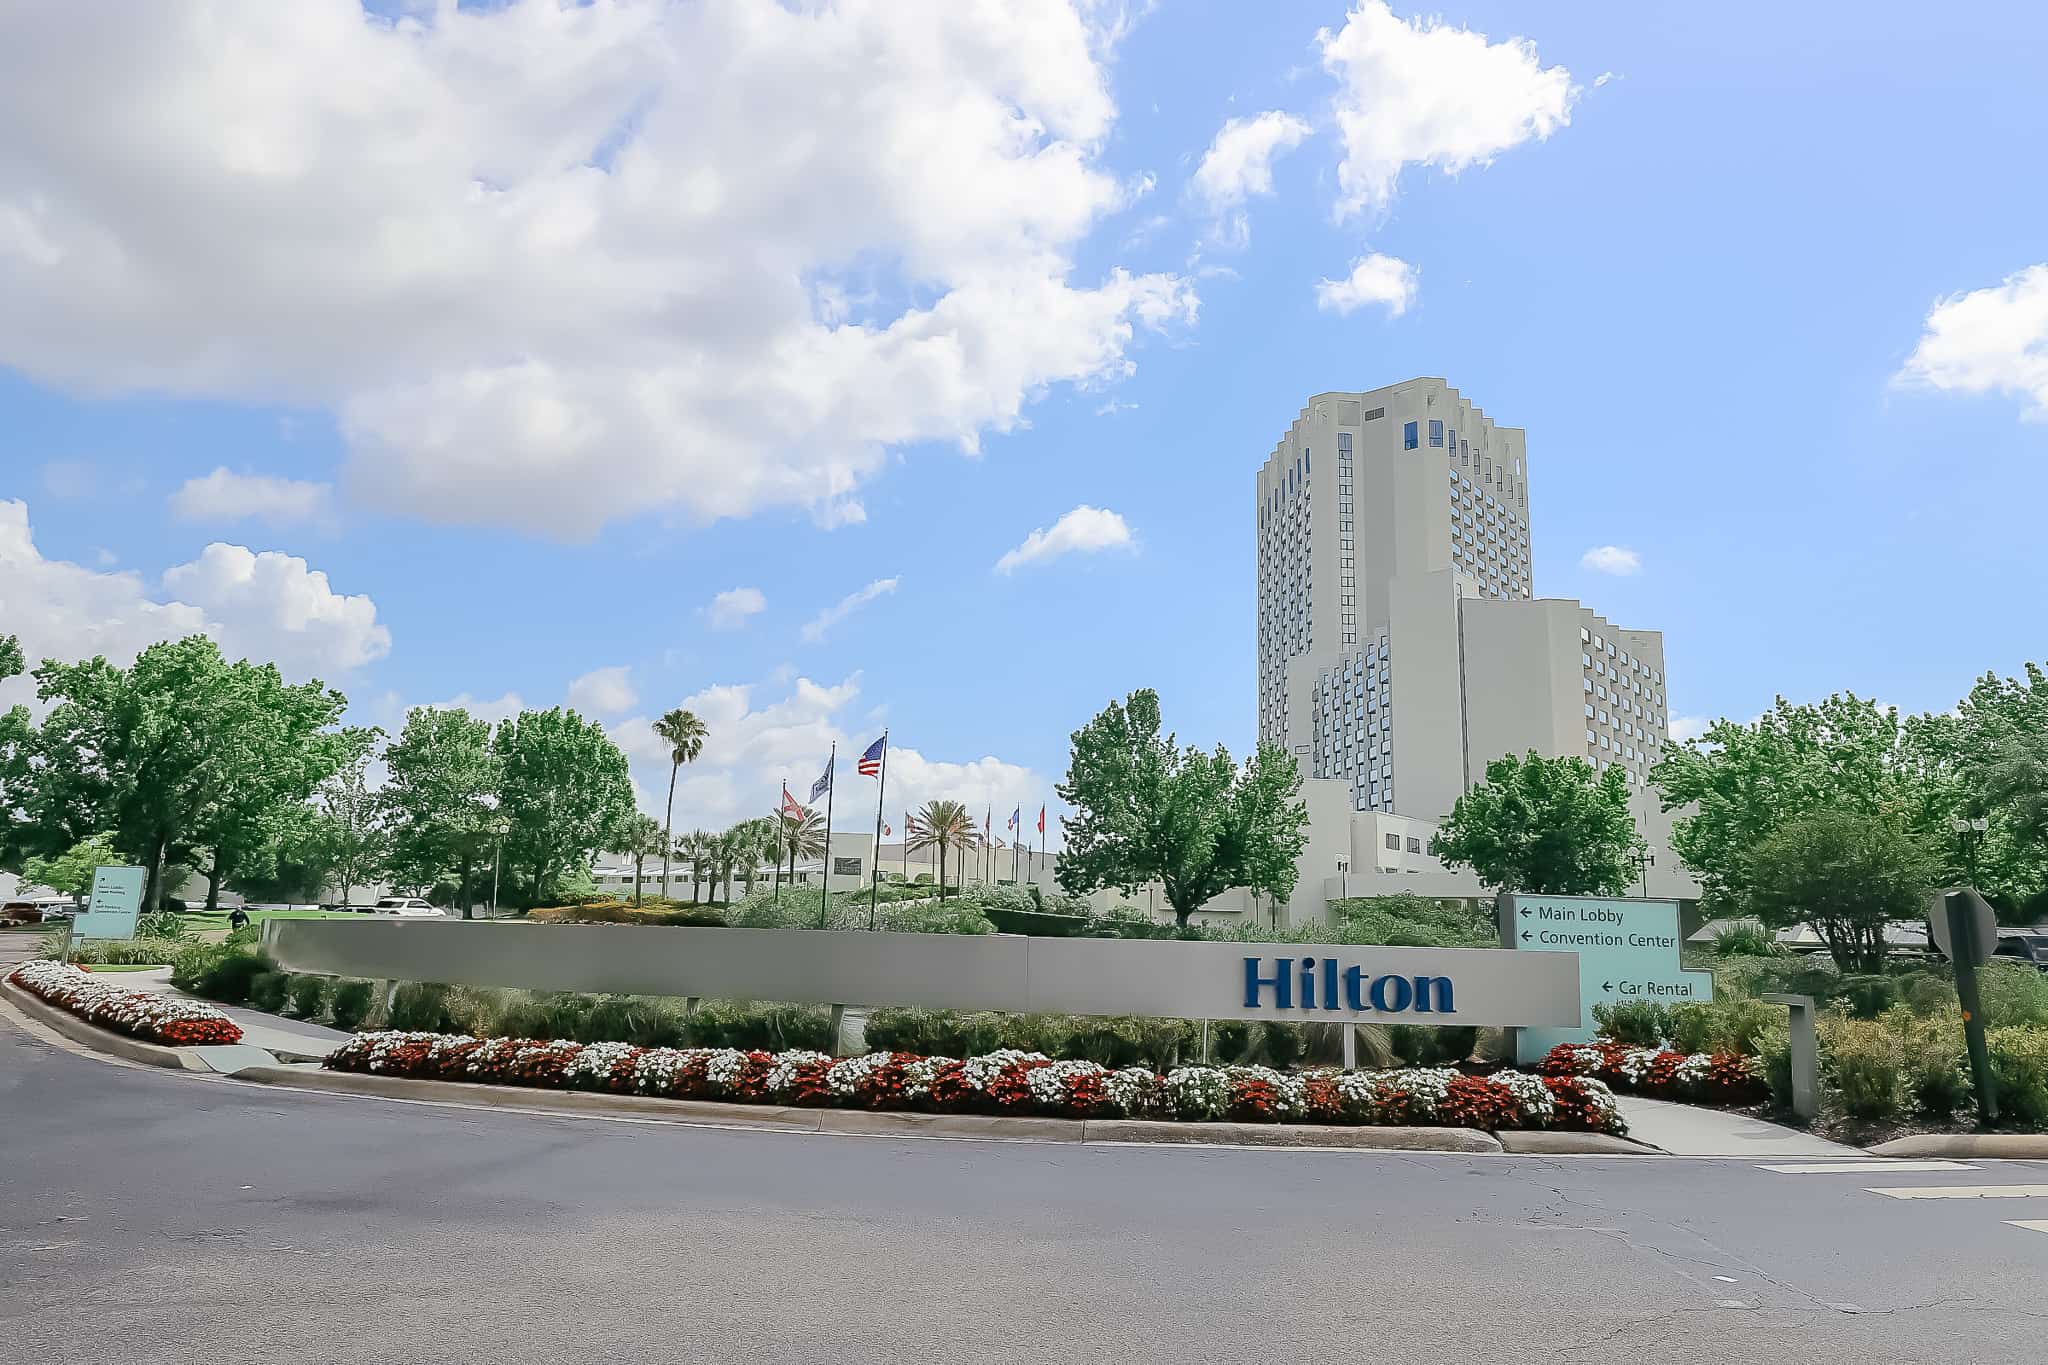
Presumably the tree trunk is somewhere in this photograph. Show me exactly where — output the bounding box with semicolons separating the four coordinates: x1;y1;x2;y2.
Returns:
662;762;677;900
147;834;168;914
205;854;224;913
938;844;947;903
458;853;474;919
633;855;644;907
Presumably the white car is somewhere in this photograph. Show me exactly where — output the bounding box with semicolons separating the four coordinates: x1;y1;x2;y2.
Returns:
370;897;449;918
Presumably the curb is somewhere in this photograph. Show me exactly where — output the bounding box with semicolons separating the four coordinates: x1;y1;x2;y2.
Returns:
1866;1133;2048;1159
2;981;1656;1156
0;977;212;1072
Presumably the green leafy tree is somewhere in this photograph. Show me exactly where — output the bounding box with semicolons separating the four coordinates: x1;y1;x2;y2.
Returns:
1651;693;1927;916
730;816;776;899
681;829;714;903
613;812;667;906
0;634;32;871
22;833;121;905
307;730;389;906
652;709;707;900
495;707;634;909
185;668;353;910
26;636;349;912
381;707;502;917
1910;662;2048;914
1056;689;1310;929
907;800;974;902
1431;751;1645;896
1744;808;1937;973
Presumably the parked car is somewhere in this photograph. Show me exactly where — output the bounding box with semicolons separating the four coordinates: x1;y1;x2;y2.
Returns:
370;897;449;918
1992;932;2048;969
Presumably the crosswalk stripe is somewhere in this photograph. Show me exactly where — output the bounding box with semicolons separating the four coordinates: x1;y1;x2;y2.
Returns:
2009;1220;2048;1234
1867;1185;2048;1200
1759;1161;1974;1174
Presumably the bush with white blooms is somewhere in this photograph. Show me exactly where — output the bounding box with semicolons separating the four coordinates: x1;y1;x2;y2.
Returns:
323;1030;1626;1135
7;960;244;1046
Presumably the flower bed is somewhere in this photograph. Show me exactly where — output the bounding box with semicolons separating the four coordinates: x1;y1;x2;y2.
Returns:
1539;1040;1766;1106
7;961;244;1046
324;1031;1626;1134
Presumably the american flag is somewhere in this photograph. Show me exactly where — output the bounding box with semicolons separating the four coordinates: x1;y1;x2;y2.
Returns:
1006;806;1020;832
858;734;886;777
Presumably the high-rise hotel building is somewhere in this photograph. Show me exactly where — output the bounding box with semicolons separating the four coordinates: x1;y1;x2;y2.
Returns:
1254;378;1678;871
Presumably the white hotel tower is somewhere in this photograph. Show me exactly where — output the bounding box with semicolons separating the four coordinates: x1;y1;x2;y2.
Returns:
1254;378;1692;905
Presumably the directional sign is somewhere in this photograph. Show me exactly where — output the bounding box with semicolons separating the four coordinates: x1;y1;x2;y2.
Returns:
1500;893;1712;1065
72;865;146;942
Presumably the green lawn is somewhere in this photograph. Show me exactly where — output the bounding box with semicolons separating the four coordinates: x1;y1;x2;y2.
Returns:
79;962;162;973
180;908;365;931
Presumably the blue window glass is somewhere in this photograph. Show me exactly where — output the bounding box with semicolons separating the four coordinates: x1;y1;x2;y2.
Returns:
1403;421;1418;450
1448;428;1457;449
1305;448;1310;473
1428;419;1444;447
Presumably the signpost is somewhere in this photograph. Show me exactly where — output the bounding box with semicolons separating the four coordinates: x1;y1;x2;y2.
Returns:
1500;892;1712;1066
1934;887;2000;1125
70;865;146;943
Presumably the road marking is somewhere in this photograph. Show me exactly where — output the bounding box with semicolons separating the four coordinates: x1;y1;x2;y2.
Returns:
1866;1184;2048;1200
2009;1220;2048;1234
1760;1161;1974;1174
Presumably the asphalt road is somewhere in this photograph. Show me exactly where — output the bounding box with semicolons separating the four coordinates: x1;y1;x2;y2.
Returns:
4;1014;2046;1365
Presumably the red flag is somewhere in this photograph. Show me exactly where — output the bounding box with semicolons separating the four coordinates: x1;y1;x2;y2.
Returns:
1037;805;1046;835
781;784;805;819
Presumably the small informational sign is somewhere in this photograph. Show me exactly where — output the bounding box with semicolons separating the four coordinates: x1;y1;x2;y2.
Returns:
72;865;147;942
1501;893;1712;1066
832;856;863;877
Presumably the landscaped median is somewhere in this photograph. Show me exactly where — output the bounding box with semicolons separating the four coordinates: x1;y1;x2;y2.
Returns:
322;1030;1629;1136
7;961;243;1046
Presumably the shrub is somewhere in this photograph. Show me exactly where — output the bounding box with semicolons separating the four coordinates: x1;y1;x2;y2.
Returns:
864;1007;1003;1058
1832;975;1902;1019
1541;1041;1768;1106
63;936;188;966
134;910;190;940
1384;1023;1477;1067
527;902;728;928
329;980;374;1032
170;944;273;1005
1822;1017;1904;1120
685;999;834;1052
1711;921;1782;958
878;901;995;936
8;961;243;1046
386;982;456;1033
1896;1011;1972;1120
583;995;688;1048
1667;999;1780;1058
1325;895;1498;949
287;974;329;1021
1593;1000;1672;1047
488;994;558;1040
247;970;291;1015
1987;1027;2048;1129
1978;960;2048;1030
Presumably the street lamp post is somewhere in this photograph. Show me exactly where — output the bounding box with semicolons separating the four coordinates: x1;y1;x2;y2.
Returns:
1637;849;1655;898
490;816;512;918
1950;815;1989;885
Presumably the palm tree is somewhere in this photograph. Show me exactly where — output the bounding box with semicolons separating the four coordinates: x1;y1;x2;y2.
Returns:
682;829;715;904
779;807;827;896
652;709;708;900
613;812;666;907
732;816;776;898
906;799;974;902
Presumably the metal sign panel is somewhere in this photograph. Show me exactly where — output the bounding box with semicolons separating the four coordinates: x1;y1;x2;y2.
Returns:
1928;887;1997;967
266;919;1583;1027
1501;892;1712;1065
72;865;146;942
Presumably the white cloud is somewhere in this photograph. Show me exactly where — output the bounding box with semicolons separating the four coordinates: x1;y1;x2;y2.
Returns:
606;672;1046;839
995;505;1134;573
1191;110;1311;244
1668;715;1711;744
1318;2;1575;221
1896;263;2048;419
566;665;637;716
0;2;1192;538
706;586;768;630
1580;545;1641;576
161;542;392;677
0;499;387;708
1314;253;1419;317
171;467;334;527
801;576;900;643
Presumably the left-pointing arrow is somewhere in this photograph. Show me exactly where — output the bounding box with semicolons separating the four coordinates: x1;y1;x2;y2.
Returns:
1520;930;1531;942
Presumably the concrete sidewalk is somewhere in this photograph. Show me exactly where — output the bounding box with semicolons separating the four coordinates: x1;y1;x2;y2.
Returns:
1616;1095;1861;1156
114;966;350;1062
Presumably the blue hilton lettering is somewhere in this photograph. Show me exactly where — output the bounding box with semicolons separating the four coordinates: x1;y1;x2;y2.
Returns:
1242;957;1455;1016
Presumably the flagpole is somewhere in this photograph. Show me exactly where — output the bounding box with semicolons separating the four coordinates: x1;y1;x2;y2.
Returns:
1039;803;1046;883
868;731;889;930
818;742;836;929
775;784;786;904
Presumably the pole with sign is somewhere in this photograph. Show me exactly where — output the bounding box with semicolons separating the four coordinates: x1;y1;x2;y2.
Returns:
1933;887;2000;1126
71;866;147;942
1499;892;1712;1066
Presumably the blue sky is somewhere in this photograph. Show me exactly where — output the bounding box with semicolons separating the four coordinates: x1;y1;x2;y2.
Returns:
3;1;2045;839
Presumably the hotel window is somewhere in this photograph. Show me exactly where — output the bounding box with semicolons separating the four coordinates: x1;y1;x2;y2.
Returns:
1428;419;1443;447
1385;833;1400;851
1406;837;1422;854
1403;420;1418;450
